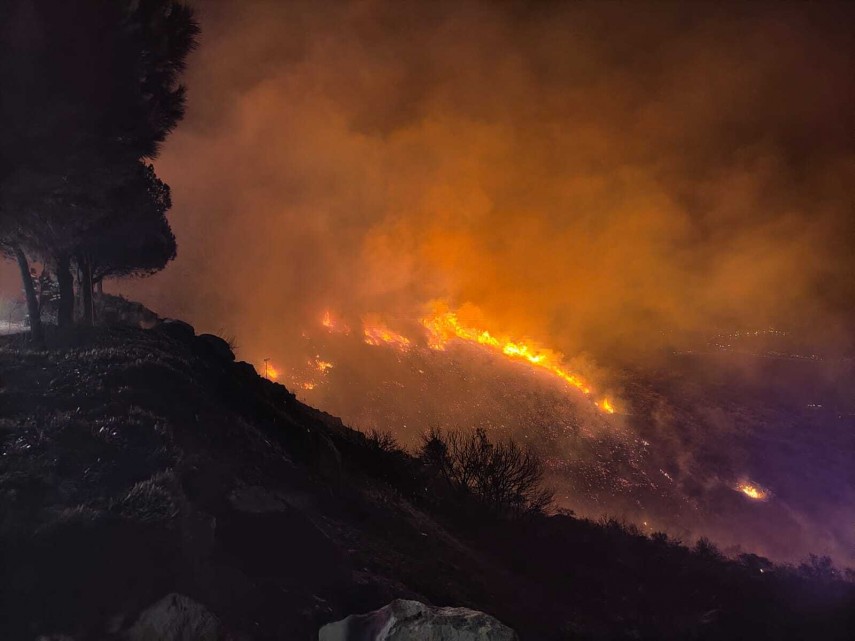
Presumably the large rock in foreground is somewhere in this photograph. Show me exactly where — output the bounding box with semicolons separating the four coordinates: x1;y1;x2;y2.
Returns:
319;599;518;641
126;593;222;641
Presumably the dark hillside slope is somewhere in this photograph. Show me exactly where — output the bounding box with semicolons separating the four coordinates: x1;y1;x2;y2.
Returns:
0;324;852;640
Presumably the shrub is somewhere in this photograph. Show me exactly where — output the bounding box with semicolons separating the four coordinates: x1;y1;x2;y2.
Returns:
694;536;725;562
366;428;401;454
797;554;840;582
418;427;553;519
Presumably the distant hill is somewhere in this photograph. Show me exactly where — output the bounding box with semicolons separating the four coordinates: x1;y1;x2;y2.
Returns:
0;318;852;640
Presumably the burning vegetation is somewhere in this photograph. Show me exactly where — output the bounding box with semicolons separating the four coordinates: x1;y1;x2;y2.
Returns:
420;301;616;413
305;302;617;414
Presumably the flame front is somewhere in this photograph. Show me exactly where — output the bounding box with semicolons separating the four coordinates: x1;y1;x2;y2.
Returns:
363;319;412;351
421;302;615;413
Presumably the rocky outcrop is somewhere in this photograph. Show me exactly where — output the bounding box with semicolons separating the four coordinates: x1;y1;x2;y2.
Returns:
125;593;222;641
197;333;236;362
318;599;519;641
158;318;196;341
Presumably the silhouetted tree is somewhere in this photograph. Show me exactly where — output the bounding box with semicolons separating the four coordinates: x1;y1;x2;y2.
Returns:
79;163;177;322
0;0;197;330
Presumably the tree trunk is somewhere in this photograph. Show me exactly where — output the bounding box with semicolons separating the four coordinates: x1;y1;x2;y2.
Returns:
81;257;94;325
12;245;44;344
55;254;74;328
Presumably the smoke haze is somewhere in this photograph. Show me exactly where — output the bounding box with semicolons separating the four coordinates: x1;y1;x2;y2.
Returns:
115;0;854;361
3;0;854;566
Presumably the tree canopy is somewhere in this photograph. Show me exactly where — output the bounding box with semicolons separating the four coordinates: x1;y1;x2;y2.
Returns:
0;0;198;336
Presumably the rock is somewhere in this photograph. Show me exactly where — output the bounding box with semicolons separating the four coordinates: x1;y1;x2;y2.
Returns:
318;599;519;641
96;294;159;328
197;333;236;362
232;361;258;380
158;319;196;342
125;593;221;641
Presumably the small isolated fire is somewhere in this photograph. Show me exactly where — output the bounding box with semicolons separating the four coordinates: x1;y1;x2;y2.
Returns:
261;359;280;381
736;481;769;501
596;398;616;414
421;302;616;413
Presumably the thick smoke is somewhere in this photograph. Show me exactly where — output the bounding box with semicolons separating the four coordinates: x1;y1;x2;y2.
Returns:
114;0;854;362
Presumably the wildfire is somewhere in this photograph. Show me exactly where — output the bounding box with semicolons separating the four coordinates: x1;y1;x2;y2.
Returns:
312;304;617;413
736;481;769;501
262;360;280;381
363;318;412;351
421;302;615;413
596;398;616;414
321;310;350;334
315;359;334;372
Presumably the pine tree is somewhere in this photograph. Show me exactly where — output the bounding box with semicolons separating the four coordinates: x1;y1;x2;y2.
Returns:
0;0;198;335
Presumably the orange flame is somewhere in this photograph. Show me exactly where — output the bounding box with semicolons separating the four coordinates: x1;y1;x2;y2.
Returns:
421;302;615;413
321;310;350;334
262;361;280;381
363;318;412;351
596;398;616;414
736;481;769;501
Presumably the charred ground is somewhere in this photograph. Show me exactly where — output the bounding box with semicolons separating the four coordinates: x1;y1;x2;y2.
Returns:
0;317;853;640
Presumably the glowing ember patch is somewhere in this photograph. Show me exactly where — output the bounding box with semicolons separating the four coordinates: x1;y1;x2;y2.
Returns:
421;301;616;414
315;359;334;372
737;482;769;501
362;321;412;351
302;382;316;390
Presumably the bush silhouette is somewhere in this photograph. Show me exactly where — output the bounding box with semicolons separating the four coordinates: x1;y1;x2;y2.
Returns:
419;427;553;519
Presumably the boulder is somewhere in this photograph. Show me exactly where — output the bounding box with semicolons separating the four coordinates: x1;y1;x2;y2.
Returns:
158;319;196;342
197;333;236;362
125;593;221;641
318;599;519;641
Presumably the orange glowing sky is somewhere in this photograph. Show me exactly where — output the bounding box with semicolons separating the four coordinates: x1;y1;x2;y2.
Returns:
86;0;853;373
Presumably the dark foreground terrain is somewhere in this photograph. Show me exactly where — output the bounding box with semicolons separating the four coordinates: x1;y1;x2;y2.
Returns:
1;321;852;640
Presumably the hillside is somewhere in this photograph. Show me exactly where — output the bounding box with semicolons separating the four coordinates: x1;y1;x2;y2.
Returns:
0;320;853;640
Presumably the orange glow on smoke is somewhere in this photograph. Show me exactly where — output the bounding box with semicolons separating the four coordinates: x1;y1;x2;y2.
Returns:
737;482;769;501
363;318;412;351
421;301;615;413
